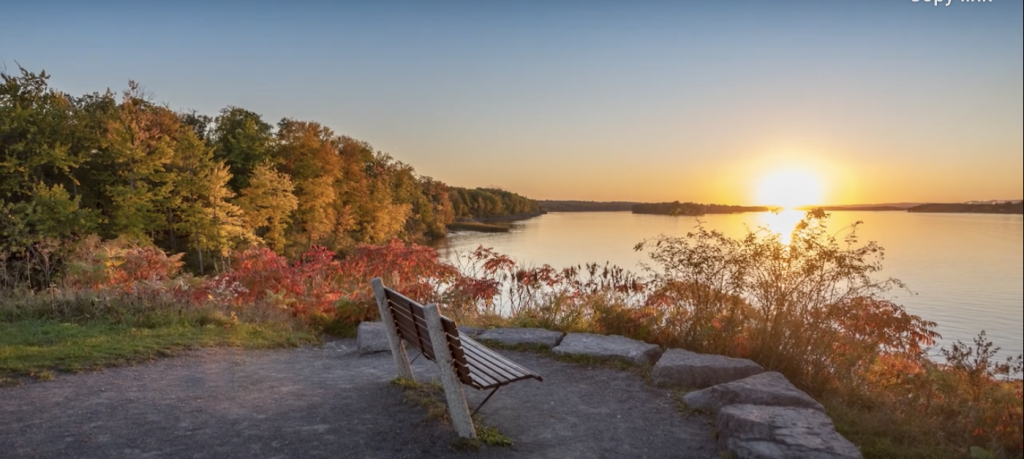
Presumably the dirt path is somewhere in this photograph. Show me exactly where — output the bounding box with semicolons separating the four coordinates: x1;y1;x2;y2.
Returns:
1;340;719;458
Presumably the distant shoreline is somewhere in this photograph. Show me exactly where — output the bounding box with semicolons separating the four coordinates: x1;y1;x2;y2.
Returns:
539;201;1023;216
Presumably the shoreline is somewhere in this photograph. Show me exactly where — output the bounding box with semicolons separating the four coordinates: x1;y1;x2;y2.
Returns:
446;212;546;233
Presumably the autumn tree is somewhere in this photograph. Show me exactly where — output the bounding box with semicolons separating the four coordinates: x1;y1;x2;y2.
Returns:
272;119;344;250
418;177;455;238
235;161;299;252
97;82;179;240
170;127;252;273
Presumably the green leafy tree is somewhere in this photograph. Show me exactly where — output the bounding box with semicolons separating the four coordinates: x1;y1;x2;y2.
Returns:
0;67;84;201
211;106;275;192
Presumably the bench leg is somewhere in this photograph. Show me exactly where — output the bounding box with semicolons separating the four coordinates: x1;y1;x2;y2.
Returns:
424;303;477;439
371;278;414;380
471;387;500;417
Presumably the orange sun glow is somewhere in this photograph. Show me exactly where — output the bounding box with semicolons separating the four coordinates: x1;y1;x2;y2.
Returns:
756;169;823;209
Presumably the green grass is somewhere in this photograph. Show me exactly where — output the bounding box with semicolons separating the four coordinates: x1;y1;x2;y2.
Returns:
0;318;318;381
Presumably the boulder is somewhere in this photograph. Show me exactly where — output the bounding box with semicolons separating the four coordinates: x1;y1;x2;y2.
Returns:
683;372;824;413
652;349;764;388
552;333;663;365
356;322;391;355
717;404;862;459
476;328;565;349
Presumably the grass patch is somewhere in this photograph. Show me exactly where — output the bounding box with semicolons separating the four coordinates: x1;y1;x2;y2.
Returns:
477;424;514;447
0;317;318;381
823;395;965;459
672;390;706;418
391;377;514;449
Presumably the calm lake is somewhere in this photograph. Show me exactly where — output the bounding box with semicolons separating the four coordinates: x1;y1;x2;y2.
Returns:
435;211;1023;359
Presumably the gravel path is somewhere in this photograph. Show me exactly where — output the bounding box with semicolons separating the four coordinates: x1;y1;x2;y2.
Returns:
1;340;719;458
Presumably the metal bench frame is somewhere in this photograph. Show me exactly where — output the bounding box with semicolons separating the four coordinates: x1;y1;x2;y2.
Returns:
371;277;543;439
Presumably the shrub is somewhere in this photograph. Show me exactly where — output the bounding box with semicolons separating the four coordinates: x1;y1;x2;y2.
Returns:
634;210;938;392
64;235;186;291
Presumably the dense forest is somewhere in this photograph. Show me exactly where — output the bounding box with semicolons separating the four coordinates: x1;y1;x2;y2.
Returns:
631;201;770;216
0;67;537;280
449;187;541;220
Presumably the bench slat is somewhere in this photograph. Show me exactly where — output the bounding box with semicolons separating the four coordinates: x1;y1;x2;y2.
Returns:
461;342;526;382
390;302;426;338
459;359;497;386
389;303;418;337
451;361;480;388
409;304;434;360
445;335;472;384
462;337;542;379
389;298;434;360
465;362;538;389
440;318;459;337
462;351;534;389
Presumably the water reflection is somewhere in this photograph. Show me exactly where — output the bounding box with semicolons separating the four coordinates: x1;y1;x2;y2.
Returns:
754;209;807;244
436;211;1023;359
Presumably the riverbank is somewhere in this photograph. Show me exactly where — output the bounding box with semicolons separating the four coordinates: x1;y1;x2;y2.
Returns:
447;212;546;233
447;221;512;233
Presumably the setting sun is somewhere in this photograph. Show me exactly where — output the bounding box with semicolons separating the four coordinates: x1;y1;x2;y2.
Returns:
756;169;823;208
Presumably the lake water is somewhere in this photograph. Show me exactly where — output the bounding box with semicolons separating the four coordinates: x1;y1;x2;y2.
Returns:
435;211;1023;359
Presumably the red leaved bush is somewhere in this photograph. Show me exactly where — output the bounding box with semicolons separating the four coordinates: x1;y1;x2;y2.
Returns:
338;239;459;304
199;240;462;323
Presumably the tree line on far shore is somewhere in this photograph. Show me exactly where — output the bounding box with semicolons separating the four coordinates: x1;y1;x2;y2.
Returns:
0;67;537;282
631;201;771;216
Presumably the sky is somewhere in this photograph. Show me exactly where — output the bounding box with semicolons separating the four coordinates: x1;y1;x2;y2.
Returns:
2;0;1022;205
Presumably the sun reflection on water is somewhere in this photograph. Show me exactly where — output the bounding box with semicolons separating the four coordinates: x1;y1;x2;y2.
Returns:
755;209;807;244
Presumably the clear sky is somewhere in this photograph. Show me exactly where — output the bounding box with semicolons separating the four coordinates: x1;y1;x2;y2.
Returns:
3;0;1022;205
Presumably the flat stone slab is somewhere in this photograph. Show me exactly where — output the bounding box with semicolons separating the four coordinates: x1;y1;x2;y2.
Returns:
683;372;824;413
552;333;663;365
652;349;764;389
457;326;484;338
476;327;564;348
717;405;862;459
356;322;390;355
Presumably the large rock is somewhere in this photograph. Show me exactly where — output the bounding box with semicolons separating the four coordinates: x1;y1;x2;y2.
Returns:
552;333;663;365
683;372;824;413
356;322;391;355
652;349;764;389
717;405;862;459
457;326;485;338
477;328;565;349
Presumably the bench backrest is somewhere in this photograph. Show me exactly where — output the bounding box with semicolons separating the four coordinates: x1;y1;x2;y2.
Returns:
380;288;472;385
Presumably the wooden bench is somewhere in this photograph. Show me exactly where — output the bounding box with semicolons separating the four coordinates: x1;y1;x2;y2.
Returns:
371;278;543;439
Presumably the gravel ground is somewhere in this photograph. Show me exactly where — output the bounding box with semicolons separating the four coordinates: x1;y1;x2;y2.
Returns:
1;340;719;458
